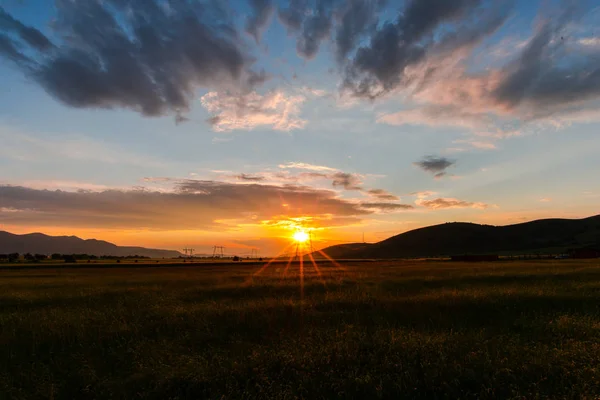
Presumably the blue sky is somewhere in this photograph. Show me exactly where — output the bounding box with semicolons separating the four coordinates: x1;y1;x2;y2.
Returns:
1;0;599;255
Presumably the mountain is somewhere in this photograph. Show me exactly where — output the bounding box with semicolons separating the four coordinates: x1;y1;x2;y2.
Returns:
0;231;183;258
317;215;600;259
311;243;374;259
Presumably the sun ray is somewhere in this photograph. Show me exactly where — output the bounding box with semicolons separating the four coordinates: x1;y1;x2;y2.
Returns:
308;251;326;287
299;253;304;304
251;242;295;278
283;254;294;278
317;249;346;271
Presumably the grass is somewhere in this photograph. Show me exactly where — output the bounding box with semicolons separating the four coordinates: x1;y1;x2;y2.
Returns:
1;259;600;399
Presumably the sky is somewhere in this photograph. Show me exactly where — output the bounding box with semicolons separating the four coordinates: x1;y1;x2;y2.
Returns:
0;0;599;256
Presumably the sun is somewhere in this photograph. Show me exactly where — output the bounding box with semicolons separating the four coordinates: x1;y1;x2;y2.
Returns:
293;230;309;243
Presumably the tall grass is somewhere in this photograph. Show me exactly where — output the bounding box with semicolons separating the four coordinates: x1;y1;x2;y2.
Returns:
1;260;600;399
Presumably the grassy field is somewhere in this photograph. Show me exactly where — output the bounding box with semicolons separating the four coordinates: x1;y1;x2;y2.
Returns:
1;259;600;399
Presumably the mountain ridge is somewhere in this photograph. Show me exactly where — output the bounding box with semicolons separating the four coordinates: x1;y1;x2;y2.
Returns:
0;231;183;258
316;215;600;259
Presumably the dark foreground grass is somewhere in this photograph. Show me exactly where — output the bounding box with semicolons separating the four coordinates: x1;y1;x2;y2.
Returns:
1;260;600;399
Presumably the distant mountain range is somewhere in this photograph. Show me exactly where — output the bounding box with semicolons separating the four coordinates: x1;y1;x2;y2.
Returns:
0;231;183;258
316;215;600;259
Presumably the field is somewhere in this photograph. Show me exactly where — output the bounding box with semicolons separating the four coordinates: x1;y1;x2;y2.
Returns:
2;259;600;399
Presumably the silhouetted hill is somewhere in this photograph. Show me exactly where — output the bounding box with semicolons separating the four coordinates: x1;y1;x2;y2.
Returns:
311;243;374;259
0;231;182;258
318;215;600;259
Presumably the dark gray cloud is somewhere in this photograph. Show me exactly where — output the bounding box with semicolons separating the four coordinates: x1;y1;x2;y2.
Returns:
246;0;275;43
278;0;336;59
342;0;512;98
367;188;399;201
0;7;53;51
0;1;261;119
492;6;600;113
234;173;266;182
334;0;383;62
414;156;455;176
331;172;363;190
296;0;335;59
278;0;307;32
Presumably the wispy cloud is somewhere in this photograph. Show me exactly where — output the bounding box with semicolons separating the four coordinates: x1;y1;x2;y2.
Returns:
415;197;491;210
0;125;165;168
201;90;307;132
278;162;338;172
367;189;399;201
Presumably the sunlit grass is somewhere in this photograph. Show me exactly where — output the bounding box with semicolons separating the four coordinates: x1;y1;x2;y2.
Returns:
1;259;600;399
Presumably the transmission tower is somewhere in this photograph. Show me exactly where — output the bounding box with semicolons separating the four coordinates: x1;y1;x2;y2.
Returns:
250;248;259;259
183;248;190;257
212;246;225;258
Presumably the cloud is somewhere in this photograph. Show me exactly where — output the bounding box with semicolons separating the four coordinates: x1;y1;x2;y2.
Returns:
359;202;414;212
0;182;367;230
0;7;53;51
380;4;600;134
415;197;490;210
334;0;382;62
377;106;489;131
201;90;307;131
0;176;417;230
367;189;399;201
246;0;275;43
413;156;455;177
539;197;552;202
410;190;438;199
278;162;338;172
453;139;497;150
0;125;165;168
278;0;335;59
331;172;363;190
342;0;511;98
233;173;266;182
0;1;263;120
277;0;307;32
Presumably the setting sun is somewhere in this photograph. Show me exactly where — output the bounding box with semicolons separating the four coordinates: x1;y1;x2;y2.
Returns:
293;230;309;243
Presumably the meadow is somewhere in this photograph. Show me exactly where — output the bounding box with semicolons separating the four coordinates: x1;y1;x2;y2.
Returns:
1;259;600;399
